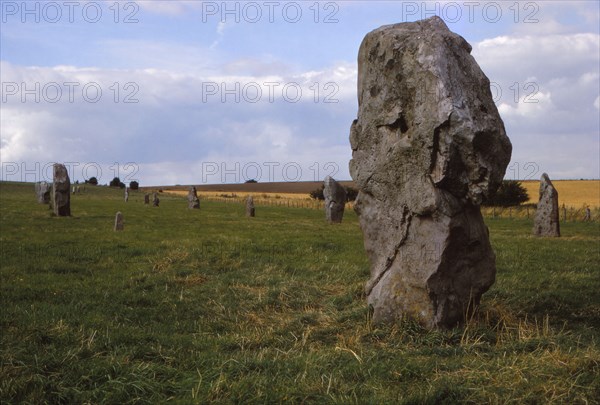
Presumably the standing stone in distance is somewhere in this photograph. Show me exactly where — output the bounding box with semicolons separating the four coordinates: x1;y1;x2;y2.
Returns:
323;176;347;223
124;188;129;202
188;186;200;209
246;195;255;217
152;192;160;207
114;211;124;231
52;163;71;216
533;173;560;237
35;181;51;204
144;193;150;204
349;17;512;328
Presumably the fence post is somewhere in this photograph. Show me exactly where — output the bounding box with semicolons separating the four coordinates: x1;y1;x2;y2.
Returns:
562;204;567;223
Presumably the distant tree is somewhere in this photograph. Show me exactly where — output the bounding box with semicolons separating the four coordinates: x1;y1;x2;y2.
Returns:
109;177;126;189
483;180;529;207
86;177;98;185
310;185;325;200
129;181;139;190
245;179;258;183
345;186;359;202
310;185;358;202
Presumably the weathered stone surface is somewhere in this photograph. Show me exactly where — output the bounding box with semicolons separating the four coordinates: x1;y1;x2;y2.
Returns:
153;193;160;207
144;194;150;204
349;17;512;328
323;176;347;223
188;186;200;209
52;163;71;216
35;181;51;204
246;195;255;217
533;173;560;237
114;211;124;231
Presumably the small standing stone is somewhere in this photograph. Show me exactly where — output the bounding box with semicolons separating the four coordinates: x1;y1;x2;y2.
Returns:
72;186;77;194
77;186;81;193
52;163;71;216
35;181;51;204
323;176;347;224
144;194;150;204
124;188;129;202
114;211;124;231
153;192;160;207
533;173;560;237
188;186;200;209
584;207;591;221
246;195;255;217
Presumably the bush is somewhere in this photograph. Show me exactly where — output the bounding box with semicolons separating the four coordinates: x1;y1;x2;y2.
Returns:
86;177;98;185
245;179;258;183
310;185;359;202
483;180;529;207
129;181;139;190
345;186;359;202
109;177;126;189
310;186;324;200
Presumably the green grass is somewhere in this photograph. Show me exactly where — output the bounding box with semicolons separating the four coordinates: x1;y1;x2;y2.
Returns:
1;181;599;404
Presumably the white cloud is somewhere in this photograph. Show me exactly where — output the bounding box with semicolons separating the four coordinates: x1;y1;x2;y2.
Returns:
0;60;356;185
473;32;599;179
134;0;202;16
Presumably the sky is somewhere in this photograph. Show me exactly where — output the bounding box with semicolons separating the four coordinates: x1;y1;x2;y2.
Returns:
1;0;599;186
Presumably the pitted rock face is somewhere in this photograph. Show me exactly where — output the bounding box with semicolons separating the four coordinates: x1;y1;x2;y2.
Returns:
533;173;560;237
323;176;347;224
349;17;512;328
52;164;71;216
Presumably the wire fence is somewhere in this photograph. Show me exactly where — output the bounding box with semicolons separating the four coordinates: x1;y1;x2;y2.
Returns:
481;205;599;223
202;196;599;223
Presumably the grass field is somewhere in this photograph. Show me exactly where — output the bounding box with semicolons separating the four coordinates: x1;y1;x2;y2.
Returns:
1;182;599;403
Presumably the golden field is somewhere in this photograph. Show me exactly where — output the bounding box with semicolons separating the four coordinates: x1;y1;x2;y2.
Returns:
521;180;600;208
165;190;312;201
147;180;599;208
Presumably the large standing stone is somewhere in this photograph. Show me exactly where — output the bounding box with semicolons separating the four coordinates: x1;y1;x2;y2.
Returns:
188;186;200;209
144;193;150;204
35;181;51;204
323;176;347;223
246;195;255;217
153;192;160;207
533;173;560;237
349;17;512;328
52;163;71;216
114;212;124;231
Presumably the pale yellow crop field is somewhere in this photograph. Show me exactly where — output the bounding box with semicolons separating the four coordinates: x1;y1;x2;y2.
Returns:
156;180;600;209
165;190;312;200
522;180;600;208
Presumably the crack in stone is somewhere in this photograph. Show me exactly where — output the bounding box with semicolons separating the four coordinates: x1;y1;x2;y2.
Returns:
365;205;411;296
